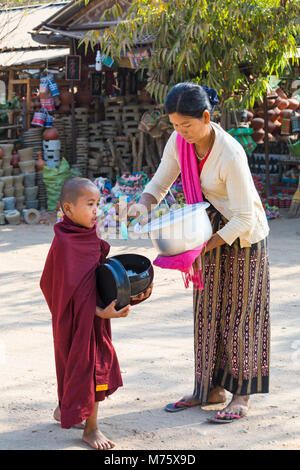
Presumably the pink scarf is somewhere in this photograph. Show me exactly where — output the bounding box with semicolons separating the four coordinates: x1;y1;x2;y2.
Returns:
153;134;207;289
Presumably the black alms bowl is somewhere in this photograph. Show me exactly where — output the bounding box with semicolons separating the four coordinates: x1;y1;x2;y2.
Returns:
112;254;154;297
96;254;154;310
96;258;131;310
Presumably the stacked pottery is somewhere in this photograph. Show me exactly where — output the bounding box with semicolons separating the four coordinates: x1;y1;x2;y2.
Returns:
4;208;21;225
249;89;299;144
13;173;25;212
0;178;5;225
35;151;47;210
18;148;38;210
1;177;20;224
1;144;14;177
0;147;3;178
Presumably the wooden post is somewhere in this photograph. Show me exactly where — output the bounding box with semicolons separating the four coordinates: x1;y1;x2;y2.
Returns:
263;94;270;198
70;39;76;165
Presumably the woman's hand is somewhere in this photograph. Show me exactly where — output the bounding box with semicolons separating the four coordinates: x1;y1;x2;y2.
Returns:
126;193;158;225
192;255;202;271
95;301;130;319
131;283;153;304
127;202;150;225
205;233;226;252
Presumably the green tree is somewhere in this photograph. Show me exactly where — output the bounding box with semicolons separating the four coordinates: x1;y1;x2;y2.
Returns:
82;0;299;110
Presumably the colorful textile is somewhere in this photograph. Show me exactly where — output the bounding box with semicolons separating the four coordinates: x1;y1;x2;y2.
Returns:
40;215;122;428
281;118;291;135
228;127;257;155
193;206;270;403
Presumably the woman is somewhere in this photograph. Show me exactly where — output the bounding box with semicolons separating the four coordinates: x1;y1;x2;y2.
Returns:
129;83;270;423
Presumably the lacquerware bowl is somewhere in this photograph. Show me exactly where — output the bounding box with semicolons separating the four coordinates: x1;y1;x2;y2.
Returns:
96;258;131;310
96;254;154;310
112;254;154;297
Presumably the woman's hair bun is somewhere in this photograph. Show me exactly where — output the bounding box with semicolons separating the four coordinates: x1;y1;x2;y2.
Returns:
202;85;219;110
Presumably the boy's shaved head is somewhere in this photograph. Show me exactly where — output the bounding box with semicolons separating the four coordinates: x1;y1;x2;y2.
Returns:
60;177;98;208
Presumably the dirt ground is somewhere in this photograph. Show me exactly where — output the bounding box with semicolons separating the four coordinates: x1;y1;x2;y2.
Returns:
0;212;300;451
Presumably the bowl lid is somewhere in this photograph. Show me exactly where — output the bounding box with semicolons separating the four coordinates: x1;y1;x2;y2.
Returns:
138;202;210;234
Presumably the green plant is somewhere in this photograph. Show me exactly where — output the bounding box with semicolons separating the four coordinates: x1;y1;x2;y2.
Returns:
81;0;299;111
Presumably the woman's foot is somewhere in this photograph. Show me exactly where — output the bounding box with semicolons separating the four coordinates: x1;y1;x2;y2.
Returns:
53;405;85;429
82;427;115;450
207;386;227;404
216;394;250;420
169;386;227;409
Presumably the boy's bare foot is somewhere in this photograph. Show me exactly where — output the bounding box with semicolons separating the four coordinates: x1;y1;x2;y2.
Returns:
53;405;85;429
82;427;115;450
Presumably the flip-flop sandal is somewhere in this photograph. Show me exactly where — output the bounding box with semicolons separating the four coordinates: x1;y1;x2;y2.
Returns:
207;411;243;423
165;401;201;412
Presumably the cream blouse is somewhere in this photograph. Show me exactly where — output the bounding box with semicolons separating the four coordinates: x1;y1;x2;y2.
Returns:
143;122;269;248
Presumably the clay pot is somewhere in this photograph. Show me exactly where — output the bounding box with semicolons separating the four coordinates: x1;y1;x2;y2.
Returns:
251;117;264;130
267;121;276;134
23;208;41;225
276;88;288;99
288;98;299;111
276;98;289;110
19;160;35;174
267;109;277;121
35;151;46;171
1;144;14;157
265;133;276;142
272;120;282;135
252;129;265;143
15;196;25;211
279;108;293;120
272;107;281;120
43;127;59;141
14;186;24;197
26;200;39;210
18;148;33;162
58;91;72;113
266;98;276;109
4;186;15;197
4;209;21;225
2;176;13;189
3;166;13;176
246;110;254;122
25;186;38;200
254;108;264;118
60;91;72;106
23;173;36;187
11;151;19;169
2;197;15;211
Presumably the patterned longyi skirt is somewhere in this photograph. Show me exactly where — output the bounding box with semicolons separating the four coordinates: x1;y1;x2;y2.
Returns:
193;207;270;403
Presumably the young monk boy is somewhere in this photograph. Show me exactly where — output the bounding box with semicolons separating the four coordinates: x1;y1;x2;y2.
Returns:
40;177;151;450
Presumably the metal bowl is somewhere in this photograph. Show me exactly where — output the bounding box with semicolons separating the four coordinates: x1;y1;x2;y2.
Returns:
138;202;212;256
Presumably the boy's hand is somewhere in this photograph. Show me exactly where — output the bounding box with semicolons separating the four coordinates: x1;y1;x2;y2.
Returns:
95;301;130;319
130;283;153;304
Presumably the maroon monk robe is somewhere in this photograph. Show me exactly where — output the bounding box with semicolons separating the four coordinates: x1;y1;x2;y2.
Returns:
40;215;123;429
